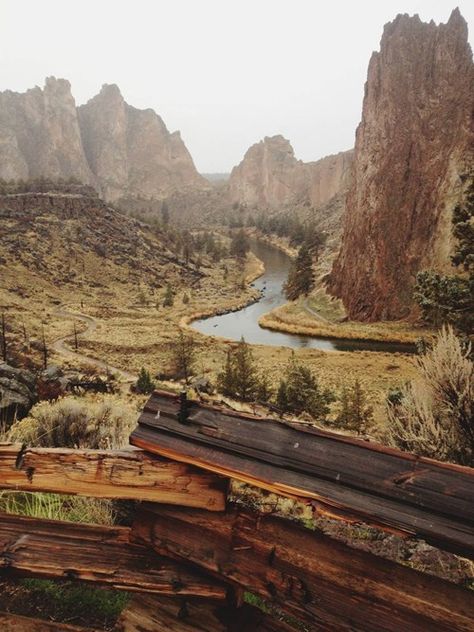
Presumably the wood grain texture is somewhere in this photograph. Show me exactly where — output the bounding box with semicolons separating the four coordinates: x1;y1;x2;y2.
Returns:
0;612;100;631
132;505;474;632
0;443;226;511
130;391;474;557
115;595;297;632
0;512;226;599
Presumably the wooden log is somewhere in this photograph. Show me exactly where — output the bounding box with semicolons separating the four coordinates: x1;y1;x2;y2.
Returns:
115;595;297;632
132;505;474;632
0;443;226;511
0;512;226;599
0;612;100;631
130;391;474;557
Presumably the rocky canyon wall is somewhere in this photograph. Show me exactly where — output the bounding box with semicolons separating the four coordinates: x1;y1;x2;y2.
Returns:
227;134;353;211
0;78;207;204
78;84;208;202
329;9;474;321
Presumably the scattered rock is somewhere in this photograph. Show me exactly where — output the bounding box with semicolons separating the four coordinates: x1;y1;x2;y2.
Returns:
0;362;36;422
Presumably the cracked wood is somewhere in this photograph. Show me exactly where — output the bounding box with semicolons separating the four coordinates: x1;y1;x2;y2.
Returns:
130;390;474;557
0;443;226;511
0;512;226;598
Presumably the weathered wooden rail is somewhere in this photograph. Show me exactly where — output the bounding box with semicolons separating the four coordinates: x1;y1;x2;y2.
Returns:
130;390;474;558
0;389;473;631
132;504;474;632
0;443;226;510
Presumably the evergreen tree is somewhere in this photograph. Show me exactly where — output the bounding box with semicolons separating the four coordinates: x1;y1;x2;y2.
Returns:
232;338;260;400
217;350;235;396
163;283;174;307
230;229;250;260
135;368;155;394
171;331;196;384
415;178;474;334
217;338;260;401
333;380;374;433
284;244;314;300
256;372;273;403
276;358;334;419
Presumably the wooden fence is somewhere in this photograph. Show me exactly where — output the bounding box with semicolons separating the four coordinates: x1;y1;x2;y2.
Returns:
0;389;473;631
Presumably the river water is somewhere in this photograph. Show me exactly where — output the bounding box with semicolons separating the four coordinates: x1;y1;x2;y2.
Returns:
192;239;414;353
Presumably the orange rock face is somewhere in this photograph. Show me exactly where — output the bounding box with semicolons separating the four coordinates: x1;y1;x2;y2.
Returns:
329;9;474;321
227;134;352;210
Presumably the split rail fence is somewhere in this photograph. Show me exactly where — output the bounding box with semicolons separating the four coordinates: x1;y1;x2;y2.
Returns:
0;389;472;631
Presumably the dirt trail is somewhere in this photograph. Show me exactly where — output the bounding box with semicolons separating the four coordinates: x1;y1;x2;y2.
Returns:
52;309;137;384
302;298;331;324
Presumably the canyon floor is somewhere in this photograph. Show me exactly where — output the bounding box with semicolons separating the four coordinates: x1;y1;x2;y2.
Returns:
4;254;419;435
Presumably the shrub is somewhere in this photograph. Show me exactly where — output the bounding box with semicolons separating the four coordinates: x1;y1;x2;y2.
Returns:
135;367;155;394
8;394;137;449
386;326;474;465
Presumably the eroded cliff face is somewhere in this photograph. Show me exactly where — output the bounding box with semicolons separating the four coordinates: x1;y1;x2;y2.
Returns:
329;9;474;321
78;84;208;202
227;135;352;211
0;79;207;204
0;77;93;184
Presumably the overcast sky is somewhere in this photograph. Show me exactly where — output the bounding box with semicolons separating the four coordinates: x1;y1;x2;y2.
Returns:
1;1;472;172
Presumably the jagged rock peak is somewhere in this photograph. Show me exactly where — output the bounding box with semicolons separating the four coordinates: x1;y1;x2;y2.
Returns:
78;83;208;201
0;77;94;184
329;9;473;321
228;134;352;210
0;77;208;203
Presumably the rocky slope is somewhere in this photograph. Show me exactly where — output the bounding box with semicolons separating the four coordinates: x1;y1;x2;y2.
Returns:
228;135;353;211
0;185;199;309
0;78;207;205
329;9;474;321
78;84;208;203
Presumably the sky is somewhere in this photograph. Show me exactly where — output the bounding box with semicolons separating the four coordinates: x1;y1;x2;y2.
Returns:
0;1;473;172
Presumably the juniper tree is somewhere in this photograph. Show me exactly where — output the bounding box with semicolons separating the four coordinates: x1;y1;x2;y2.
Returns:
333;380;373;434
284;243;314;300
276;358;334;419
217;338;260;401
163;283;174;307
136;367;155;394
171;331;196;384
230;229;250;260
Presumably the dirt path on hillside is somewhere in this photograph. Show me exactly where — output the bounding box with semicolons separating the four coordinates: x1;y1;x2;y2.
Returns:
52;309;137;384
302;298;331;324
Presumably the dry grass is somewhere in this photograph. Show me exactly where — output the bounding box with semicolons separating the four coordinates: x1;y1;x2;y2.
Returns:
8;393;139;449
386;326;474;464
260;300;432;344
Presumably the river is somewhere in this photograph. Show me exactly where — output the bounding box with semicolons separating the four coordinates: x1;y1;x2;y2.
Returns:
192;239;414;353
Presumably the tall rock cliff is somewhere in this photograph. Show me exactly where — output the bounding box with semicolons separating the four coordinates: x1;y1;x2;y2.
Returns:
329;9;474;321
0;78;207;204
78;84;208;202
227;135;352;210
0;77;93;184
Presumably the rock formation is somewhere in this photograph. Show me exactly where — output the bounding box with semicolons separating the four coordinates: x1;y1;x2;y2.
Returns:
227;135;353;210
0;77;93;184
329;9;474;321
78;84;208;203
0;78;207;204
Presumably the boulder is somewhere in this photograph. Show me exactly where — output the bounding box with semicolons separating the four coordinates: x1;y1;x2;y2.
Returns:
0;363;36;423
